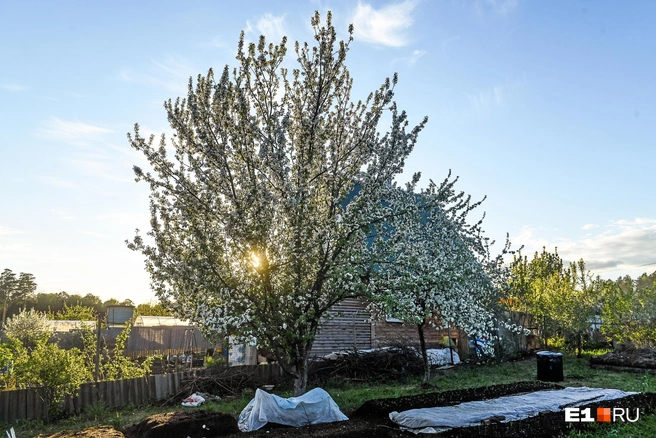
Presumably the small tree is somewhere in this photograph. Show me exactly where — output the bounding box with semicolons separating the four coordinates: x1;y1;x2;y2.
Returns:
600;275;656;349
15;339;89;422
0;337;26;389
3;308;52;350
102;322;154;380
52;303;96;321
127;12;426;395
0;269;36;324
506;248;565;348
366;174;513;385
135;301;172;316
551;260;599;357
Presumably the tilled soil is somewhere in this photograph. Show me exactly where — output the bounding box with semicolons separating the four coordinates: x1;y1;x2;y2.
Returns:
123;410;239;437
38;381;656;438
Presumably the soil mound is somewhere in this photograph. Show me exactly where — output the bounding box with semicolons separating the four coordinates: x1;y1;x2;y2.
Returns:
123;410;239;438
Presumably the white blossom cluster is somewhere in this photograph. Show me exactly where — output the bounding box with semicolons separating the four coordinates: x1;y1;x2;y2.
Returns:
365;172;518;354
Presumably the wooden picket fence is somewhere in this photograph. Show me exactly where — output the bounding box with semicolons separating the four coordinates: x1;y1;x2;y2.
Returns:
0;364;282;423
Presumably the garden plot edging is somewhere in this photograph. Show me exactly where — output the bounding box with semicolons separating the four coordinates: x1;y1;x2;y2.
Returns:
390;387;637;434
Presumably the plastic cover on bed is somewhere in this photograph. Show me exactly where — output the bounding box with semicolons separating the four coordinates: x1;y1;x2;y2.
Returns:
238;388;349;432
390;386;637;434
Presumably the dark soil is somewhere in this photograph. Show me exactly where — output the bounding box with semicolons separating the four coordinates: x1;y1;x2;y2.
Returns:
39;381;656;438
590;348;656;370
123;410;239;437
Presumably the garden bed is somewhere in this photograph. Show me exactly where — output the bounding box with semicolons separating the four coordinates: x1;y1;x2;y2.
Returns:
590;348;656;373
39;380;656;437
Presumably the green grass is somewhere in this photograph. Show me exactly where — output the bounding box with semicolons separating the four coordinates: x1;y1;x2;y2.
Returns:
3;353;655;437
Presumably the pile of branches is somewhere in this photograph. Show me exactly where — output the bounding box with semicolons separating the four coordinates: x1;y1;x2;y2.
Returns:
308;345;425;386
164;366;290;404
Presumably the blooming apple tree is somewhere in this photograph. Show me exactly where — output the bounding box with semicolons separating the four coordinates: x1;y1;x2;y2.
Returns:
127;12;427;395
366;172;515;385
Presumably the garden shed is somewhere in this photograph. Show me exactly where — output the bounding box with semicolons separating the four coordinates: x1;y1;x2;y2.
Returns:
309;298;469;359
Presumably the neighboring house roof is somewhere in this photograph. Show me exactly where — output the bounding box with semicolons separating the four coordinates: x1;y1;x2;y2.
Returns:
133;316;191;327
47;320;96;332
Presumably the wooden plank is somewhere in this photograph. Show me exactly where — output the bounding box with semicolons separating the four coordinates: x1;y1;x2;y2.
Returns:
16;387;27;420
137;377;145;405
32;389;44;421
0;390;9;422
154;374;164;400
7;388;19;422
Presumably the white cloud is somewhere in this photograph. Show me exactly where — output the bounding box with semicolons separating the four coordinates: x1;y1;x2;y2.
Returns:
50;208;77;221
514;219;656;280
38;175;79;189
476;0;519;16
0;224;24;236
246;13;287;43
95;212;151;228
466;77;525;115
66;156;133;183
467;85;505;114
118;55;196;94
38;117;112;146
352;0;418;47
79;230;105;238
1;84;27;92
582;223;598;230
393;49;426;65
441;35;460;51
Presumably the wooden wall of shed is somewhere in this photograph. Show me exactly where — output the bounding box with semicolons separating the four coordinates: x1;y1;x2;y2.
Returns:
310;298;371;357
310;298;469;359
372;319;469;359
102;326;214;356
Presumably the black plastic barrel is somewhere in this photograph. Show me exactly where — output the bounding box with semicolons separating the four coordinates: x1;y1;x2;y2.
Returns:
536;351;563;382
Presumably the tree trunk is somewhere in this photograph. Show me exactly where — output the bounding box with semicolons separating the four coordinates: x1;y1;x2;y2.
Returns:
290;341;312;396
293;360;309;396
418;321;430;386
1;297;7;326
576;333;582;358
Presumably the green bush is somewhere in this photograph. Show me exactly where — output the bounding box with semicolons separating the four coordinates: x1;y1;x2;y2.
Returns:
14;339;89;422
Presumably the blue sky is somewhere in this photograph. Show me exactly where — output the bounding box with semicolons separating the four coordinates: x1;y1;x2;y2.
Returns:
1;0;655;303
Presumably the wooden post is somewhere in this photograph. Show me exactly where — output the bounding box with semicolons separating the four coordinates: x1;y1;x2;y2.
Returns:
94;312;104;382
447;324;454;365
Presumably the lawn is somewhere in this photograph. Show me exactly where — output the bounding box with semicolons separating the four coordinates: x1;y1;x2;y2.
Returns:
4;353;656;437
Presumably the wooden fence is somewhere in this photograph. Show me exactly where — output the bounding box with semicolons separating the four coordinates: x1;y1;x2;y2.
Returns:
0;364;282;423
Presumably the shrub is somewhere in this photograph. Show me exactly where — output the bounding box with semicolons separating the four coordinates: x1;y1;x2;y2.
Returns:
3;308;52;350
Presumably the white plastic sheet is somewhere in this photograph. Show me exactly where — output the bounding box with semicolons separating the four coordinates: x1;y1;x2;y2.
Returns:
238;388;348;432
426;348;460;365
390;387;637;434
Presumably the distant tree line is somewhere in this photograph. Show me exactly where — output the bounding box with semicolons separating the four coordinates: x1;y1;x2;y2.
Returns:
503;248;656;356
0;267;170;324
